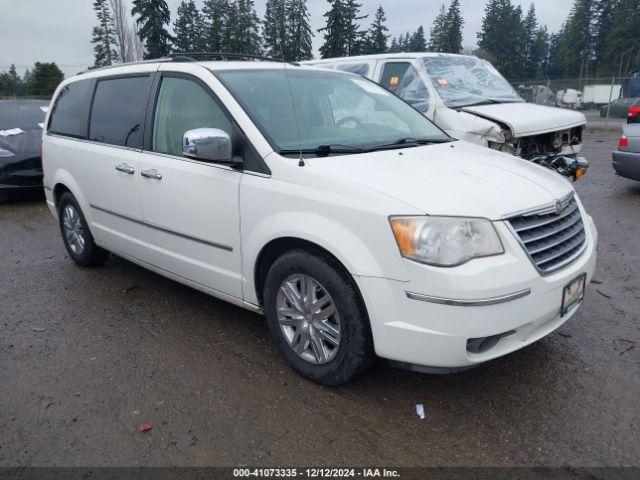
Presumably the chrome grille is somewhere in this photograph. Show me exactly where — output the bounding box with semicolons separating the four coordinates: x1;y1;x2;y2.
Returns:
506;195;587;274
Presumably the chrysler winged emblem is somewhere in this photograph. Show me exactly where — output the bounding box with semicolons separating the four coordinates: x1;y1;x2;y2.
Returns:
555;201;564;215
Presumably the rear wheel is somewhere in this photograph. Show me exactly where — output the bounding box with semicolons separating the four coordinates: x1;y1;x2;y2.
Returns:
58;192;109;267
263;250;374;386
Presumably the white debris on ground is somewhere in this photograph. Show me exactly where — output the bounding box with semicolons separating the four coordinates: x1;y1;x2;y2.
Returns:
0;128;24;137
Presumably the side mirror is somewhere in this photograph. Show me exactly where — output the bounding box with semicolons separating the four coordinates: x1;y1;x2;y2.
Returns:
183;128;240;165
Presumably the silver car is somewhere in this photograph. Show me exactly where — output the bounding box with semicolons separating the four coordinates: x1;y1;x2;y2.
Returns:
613;124;640;181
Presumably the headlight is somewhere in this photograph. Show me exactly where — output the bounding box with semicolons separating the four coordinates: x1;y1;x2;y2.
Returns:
390;216;504;267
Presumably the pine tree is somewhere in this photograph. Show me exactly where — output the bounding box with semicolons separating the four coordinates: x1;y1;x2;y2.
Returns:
318;0;366;58
319;0;346;58
428;5;447;52
552;0;596;78
401;32;410;52
173;0;204;53
286;0;313;61
409;26;428;52
92;0;119;67
593;0;619;75
443;0;464;53
131;0;173;59
522;4;538;78
227;0;262;55
202;0;230;52
477;0;527;79
364;5;389;55
388;37;399;53
601;0;639;76
263;0;287;58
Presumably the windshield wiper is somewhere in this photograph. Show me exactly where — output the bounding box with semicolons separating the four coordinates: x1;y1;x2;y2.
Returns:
279;144;367;157
367;137;450;152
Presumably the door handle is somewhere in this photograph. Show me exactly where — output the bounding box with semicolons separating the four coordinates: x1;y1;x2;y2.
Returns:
115;163;135;174
141;169;162;180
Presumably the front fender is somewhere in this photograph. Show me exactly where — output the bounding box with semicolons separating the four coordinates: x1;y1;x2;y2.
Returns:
241;211;410;305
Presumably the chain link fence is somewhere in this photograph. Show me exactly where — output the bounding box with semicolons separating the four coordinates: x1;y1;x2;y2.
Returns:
514;74;640;130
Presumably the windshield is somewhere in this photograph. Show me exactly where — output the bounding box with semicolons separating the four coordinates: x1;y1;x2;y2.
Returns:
421;56;523;108
213;68;449;154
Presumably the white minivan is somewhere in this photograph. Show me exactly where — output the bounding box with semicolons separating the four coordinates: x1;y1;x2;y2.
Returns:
303;53;589;180
43;59;597;385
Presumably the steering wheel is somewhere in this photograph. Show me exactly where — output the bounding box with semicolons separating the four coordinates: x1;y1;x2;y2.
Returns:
336;116;362;128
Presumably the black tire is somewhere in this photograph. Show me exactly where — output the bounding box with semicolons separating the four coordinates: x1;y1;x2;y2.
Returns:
263;249;375;386
58;192;109;267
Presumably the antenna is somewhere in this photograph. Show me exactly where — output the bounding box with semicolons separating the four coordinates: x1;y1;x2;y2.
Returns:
277;31;305;166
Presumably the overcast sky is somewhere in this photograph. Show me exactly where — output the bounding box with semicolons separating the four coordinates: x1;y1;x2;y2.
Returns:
0;0;573;77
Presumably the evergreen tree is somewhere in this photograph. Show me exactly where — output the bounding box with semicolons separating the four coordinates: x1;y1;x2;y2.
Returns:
400;32;410;52
0;64;24;96
364;5;389;55
388;37;400;53
443;0;464;53
477;0;527;80
25;62;64;96
428;5;447;52
286;0;314;60
92;0;119;67
531;26;550;78
173;0;204;53
227;0;262;55
552;0;596;78
602;0;640;76
522;4;538;78
593;0;619;75
263;0;287;58
318;0;366;58
131;0;172;59
202;0;231;52
409;26;428;52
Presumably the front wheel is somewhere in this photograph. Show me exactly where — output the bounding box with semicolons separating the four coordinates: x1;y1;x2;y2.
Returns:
58;192;109;267
263;250;374;386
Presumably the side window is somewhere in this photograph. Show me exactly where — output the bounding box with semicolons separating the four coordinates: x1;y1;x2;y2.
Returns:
380;62;430;113
152;76;233;157
48;80;94;139
89;76;150;149
336;63;370;77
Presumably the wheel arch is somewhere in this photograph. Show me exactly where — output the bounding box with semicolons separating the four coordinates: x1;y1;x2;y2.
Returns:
253;237;362;308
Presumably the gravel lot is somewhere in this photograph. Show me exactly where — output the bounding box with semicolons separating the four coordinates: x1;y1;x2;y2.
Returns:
1;129;638;468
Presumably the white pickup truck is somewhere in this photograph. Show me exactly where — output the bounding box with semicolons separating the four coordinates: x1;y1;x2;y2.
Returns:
303;53;589;180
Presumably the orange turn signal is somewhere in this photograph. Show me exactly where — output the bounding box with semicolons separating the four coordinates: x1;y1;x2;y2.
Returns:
575;167;587;181
390;218;417;256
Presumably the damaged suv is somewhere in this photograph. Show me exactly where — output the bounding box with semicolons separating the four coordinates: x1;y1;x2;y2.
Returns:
303;53;589;180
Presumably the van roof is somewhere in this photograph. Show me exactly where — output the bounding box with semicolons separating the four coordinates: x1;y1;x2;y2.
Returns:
300;52;476;64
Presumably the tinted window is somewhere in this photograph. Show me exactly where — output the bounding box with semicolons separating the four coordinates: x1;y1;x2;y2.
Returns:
152;76;233;157
380;62;430;112
89;76;150;148
48;80;94;138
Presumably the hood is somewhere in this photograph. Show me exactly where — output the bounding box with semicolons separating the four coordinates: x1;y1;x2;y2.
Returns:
306;140;573;220
461;102;586;137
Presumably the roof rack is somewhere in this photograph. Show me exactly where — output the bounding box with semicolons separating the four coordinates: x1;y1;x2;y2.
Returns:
169;52;294;63
80;52;296;75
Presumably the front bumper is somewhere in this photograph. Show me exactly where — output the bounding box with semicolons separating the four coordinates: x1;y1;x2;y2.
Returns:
355;214;598;369
612;150;640;181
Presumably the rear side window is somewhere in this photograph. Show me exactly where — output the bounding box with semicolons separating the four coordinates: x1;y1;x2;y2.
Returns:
336;63;370;77
89;76;151;148
48;80;94;139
